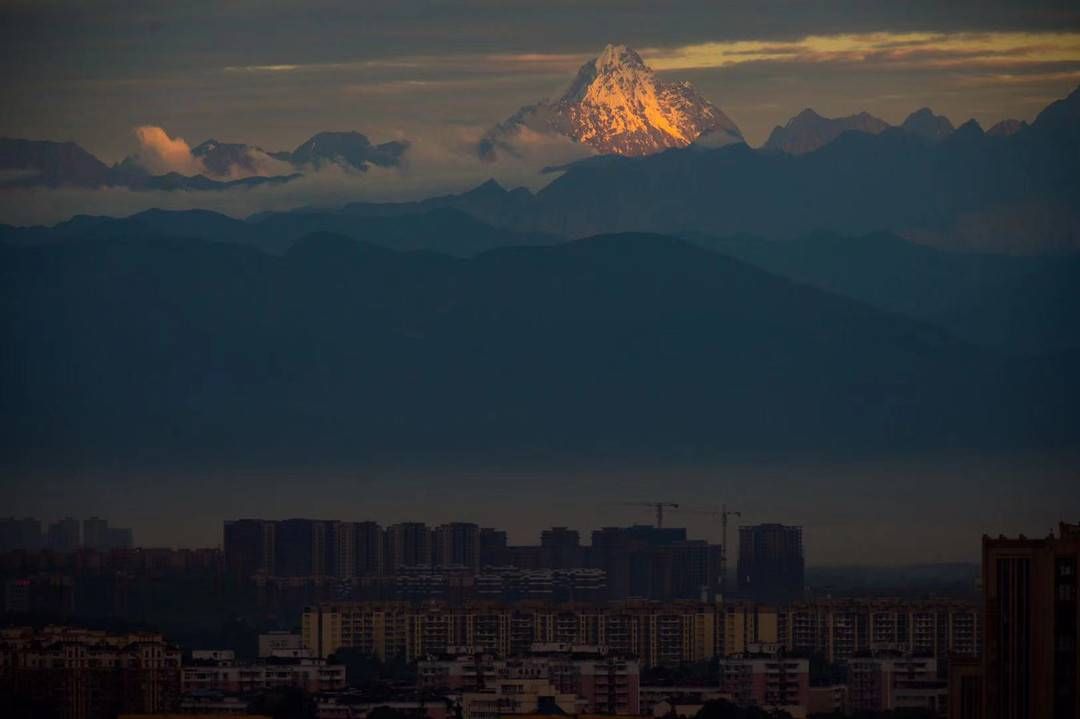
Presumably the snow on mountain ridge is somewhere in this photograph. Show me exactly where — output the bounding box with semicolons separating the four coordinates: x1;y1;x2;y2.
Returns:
480;44;743;159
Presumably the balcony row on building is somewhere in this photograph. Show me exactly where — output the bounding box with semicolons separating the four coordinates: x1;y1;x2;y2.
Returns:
300;597;979;669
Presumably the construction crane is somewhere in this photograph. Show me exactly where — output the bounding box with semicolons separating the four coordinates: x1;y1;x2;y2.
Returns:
613;501;680;528
672;504;741;598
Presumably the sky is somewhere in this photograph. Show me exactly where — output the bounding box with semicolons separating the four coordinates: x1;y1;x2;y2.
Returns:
2;0;1079;161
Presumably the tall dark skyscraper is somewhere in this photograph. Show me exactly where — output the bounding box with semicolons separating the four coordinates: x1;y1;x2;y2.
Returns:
274;519;328;577
46;518;80;553
982;521;1079;719
0;518;42;551
432;522;480;569
354;521;385;577
479;527;509;566
590;525;692;599
541;527;582;569
736;524;805;604
82;517;108;549
224;519;276;577
386;522;433;569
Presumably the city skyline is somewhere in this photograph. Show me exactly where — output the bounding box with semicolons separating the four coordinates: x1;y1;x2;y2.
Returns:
4;448;1075;564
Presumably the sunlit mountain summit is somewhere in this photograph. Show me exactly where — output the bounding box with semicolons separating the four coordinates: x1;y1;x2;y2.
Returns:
480;44;743;159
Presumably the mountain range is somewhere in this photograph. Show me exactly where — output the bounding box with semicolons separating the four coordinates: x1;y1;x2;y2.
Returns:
4;191;1077;356
763;107;960;155
764;109;890;155
0;130;408;191
3;229;1074;466
462;85;1080;253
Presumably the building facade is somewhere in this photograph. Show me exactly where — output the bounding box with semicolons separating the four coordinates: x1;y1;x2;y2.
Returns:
303;600;717;667
982;521;1079;719
848;654;946;715
419;644;640;715
737;524;804;604
717;648;810;715
0;626;181;719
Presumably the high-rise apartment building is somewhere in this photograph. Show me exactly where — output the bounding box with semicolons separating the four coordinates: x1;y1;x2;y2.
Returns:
354;521;385;576
106;526;134;549
433;522;481;570
982;521;1079;719
274;518;328;577
737;524;804;604
329;521;358;578
83;516;109;549
480;527;510;566
541;527;583;569
225;518;385;579
80;518;134;550
590;525;693;599
948;656;983;719
46;517;81;552
0;517;42;551
386;522;433;569
223;519;276;577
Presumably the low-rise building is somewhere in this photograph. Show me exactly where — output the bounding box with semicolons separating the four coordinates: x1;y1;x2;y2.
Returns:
848;653;946;716
460;678;581;719
258;630;306;658
419;643;639;715
0;626;181;718
717;645;809;717
639;686;729;717
182;652;345;694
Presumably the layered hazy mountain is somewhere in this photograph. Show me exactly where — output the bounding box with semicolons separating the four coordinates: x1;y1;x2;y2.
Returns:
763;107;959;155
987;119;1028;137
272;131;409;171
0;130;409;191
900;108;956;141
764;109;890;155
3;230;1074;467
0;138;117;189
480;44;743;160
461;86;1080;253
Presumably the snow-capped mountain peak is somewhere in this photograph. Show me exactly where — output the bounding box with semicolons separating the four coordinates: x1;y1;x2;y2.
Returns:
480;43;743;159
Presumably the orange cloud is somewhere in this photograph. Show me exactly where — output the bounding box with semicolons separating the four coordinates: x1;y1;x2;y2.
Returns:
643;32;1080;71
134;126;204;175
